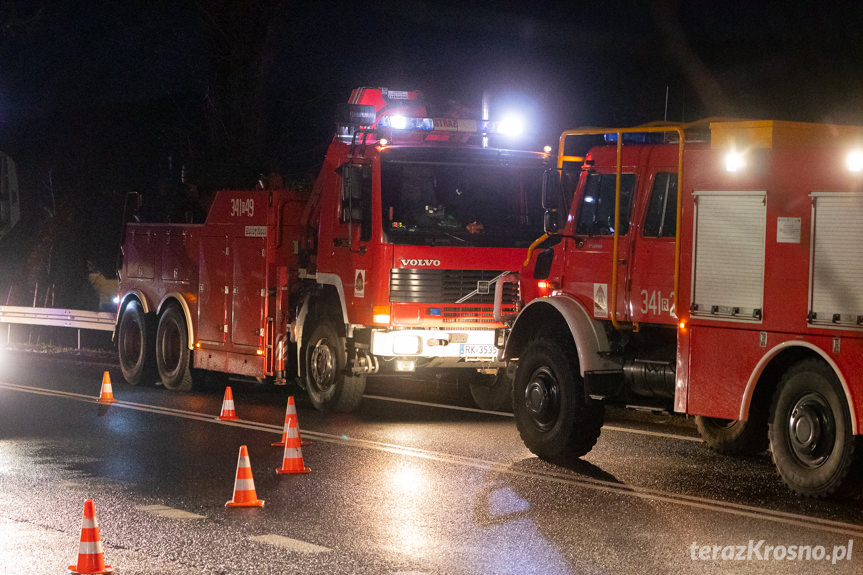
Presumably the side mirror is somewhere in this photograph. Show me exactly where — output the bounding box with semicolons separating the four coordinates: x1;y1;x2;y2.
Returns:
339;163;370;225
543;210;562;235
542;168;564;235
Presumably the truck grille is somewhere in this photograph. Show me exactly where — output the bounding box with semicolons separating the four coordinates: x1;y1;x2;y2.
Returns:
390;269;519;307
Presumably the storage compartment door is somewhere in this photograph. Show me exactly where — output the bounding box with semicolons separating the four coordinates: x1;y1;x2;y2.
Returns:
198;236;228;343
809;192;863;326
691;191;766;320
231;236;267;348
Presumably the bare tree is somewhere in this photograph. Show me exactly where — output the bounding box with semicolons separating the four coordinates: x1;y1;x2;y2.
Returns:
196;0;287;166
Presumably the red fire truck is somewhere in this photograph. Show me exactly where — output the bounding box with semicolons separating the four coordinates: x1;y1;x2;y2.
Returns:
116;87;549;412
502;119;863;496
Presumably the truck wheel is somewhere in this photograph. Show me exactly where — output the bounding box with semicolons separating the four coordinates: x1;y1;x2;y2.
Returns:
155;306;194;392
305;319;365;412
696;413;769;455
513;337;603;461
469;370;512;411
768;359;855;497
117;300;155;385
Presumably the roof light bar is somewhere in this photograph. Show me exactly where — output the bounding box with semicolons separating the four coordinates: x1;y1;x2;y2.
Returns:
378;115;435;131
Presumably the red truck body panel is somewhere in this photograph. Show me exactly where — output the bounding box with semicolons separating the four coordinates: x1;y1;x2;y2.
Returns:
539;122;863;432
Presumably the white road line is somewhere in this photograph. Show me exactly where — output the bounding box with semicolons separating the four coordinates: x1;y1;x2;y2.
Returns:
363;393;702;442
249;534;331;553
2;380;861;539
363;393;511;416
136;504;206;520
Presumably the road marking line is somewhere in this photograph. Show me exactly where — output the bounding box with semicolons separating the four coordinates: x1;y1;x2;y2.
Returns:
136;504;206;520
249;534;330;553
363;393;702;442
2;380;861;539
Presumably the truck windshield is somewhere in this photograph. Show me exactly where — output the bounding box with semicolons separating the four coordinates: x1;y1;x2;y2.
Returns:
381;153;545;247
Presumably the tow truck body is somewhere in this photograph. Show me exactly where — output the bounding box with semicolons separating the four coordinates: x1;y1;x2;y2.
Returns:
117;87;549;411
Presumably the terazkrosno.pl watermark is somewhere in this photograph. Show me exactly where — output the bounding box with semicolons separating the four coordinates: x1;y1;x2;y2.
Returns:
689;539;854;564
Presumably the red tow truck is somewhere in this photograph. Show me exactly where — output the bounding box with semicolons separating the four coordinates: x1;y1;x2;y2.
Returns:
503;119;863;496
116;87;550;412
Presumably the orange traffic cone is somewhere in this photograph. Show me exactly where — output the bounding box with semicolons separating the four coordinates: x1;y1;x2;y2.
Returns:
272;396;310;447
276;416;311;474
67;499;114;574
96;372;116;404
217;386;239;421
226;445;265;507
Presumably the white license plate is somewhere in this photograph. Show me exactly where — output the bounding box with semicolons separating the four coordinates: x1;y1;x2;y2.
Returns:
459;344;497;357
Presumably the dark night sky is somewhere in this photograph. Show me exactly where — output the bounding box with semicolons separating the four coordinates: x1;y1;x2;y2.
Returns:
1;0;863;303
3;2;863;166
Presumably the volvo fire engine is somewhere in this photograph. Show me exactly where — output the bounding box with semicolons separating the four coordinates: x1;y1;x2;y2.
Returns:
116;87;549;412
502;119;863;496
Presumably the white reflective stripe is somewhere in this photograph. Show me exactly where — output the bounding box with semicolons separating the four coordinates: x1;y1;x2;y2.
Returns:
286;426;299;439
237;456;250;467
81;517;98;529
222;400;235;410
102;384;113;392
233;478;256;491
282;447;302;459
78;540;104;555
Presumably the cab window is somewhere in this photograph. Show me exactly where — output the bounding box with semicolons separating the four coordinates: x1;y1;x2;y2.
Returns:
575;173;635;235
642;172;678;238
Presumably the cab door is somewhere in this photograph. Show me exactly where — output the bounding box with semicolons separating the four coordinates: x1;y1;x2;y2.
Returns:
317;161;373;324
562;170;637;322
628;170;679;326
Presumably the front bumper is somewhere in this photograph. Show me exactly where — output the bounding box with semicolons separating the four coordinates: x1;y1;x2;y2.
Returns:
371;329;501;361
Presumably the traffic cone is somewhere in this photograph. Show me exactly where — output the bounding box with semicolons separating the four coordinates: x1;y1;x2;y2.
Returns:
67;499;114;574
96;372;116;404
226;445;265;507
272;396;310;447
217;386;239;421
276;416;311;474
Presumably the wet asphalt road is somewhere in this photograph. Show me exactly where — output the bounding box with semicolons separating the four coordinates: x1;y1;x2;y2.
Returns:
0;350;862;575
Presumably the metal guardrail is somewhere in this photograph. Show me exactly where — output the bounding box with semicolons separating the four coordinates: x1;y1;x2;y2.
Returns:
0;305;116;349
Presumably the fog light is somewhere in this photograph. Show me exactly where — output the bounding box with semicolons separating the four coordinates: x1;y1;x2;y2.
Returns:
393;335;421;355
395;360;416;372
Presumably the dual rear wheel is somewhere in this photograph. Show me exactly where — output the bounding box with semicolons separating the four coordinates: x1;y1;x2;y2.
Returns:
117;301;193;391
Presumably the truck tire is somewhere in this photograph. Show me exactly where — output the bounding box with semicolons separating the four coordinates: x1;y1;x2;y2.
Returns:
117;300;156;385
513;337;603;461
469;370;512;411
696;414;769;455
305;319;365;412
768;359;855;497
155;305;194;392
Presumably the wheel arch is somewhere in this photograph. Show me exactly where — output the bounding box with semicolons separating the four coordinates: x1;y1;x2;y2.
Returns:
114;291;152;343
296;283;347;379
740;341;857;434
156;293;195;350
118;290;152;315
505;296;618;375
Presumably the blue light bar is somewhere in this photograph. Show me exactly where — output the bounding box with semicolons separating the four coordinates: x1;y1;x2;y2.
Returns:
379;115;435;130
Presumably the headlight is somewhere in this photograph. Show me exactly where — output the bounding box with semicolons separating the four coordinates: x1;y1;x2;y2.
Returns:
847;150;863;172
